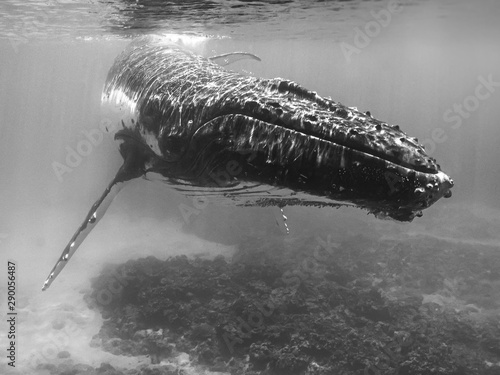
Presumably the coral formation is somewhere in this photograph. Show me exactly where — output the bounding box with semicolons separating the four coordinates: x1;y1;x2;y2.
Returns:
38;234;500;374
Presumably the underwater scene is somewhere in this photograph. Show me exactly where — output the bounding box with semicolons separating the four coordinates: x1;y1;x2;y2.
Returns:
1;0;500;374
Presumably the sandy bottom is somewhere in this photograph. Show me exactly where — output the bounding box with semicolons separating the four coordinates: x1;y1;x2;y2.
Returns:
0;204;236;374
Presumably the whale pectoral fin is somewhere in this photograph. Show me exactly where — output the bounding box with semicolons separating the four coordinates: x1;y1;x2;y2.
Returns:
42;141;147;291
209;52;261;67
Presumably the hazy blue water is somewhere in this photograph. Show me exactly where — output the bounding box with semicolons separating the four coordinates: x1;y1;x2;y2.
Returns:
1;0;500;373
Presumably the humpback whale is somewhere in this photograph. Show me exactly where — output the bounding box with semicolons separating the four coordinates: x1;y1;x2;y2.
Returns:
42;36;453;290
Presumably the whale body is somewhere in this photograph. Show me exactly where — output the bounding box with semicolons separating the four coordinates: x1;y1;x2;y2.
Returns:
42;36;453;290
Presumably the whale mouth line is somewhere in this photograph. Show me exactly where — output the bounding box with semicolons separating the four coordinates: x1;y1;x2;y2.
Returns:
195;112;435;174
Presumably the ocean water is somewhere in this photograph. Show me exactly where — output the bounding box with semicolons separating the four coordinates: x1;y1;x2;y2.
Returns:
1;0;500;374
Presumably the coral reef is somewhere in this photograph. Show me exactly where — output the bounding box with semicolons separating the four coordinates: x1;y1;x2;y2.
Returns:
39;234;500;375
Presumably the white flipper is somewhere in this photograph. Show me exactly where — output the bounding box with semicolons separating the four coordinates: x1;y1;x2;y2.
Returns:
42;141;147;291
42;176;128;291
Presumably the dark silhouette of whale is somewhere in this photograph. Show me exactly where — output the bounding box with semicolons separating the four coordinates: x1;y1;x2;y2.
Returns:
42;36;453;290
